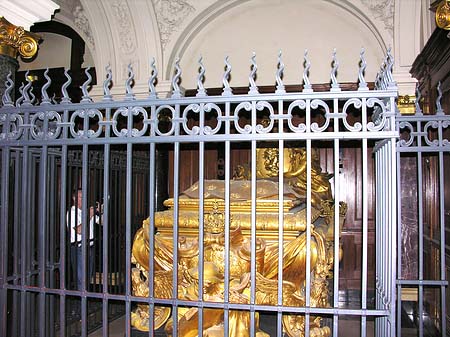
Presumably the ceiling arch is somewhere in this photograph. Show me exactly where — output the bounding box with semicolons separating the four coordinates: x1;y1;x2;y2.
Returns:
165;0;391;88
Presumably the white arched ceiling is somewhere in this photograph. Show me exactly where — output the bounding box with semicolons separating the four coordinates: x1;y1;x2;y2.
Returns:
168;0;390;90
28;0;430;97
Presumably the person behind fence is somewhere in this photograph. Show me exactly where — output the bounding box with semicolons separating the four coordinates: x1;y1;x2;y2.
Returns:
67;188;102;290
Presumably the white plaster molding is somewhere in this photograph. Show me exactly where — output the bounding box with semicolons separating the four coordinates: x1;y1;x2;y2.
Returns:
53;0;95;49
110;1;137;54
152;0;195;50
0;0;59;30
360;0;394;37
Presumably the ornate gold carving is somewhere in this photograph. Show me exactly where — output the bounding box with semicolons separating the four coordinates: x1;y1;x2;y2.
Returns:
398;95;416;115
131;148;346;336
0;17;40;59
436;0;450;30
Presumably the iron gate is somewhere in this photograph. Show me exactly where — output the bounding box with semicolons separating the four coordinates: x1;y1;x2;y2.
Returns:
0;50;400;337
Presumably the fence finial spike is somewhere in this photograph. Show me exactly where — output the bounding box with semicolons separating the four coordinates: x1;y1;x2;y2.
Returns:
358;48;368;91
171;57;182;98
196;55;207;97
275;49;285;94
80;67;92;102
29;86;36;105
415;83;423;116
125;63;135;100
386;47;396;88
148;57;158;99
22;70;33;105
2;71;14;106
222;56;232;96
16;82;24;107
61;68;72;103
103;63;113;101
248;51;259;95
436;81;444;115
41;68;52;104
303;49;312;92
330;48;340;91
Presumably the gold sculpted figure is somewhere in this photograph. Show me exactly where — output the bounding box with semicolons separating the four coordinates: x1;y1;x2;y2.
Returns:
131;148;346;336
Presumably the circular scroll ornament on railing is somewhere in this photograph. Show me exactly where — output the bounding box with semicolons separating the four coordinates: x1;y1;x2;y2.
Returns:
366;98;387;131
310;99;331;132
342;98;363;132
287;100;307;133
155;105;176;136
70;108;103;138
204;103;223;135
130;107;149;137
255;101;274;134
182;104;201;135
397;121;414;147
0;111;23;140
423;120;440;147
112;107;137;137
182;103;223;135
30;110;62;139
233;102;253;134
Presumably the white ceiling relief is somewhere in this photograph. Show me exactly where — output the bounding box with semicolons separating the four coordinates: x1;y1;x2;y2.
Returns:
110;1;137;55
152;0;195;50
54;0;95;49
360;0;394;36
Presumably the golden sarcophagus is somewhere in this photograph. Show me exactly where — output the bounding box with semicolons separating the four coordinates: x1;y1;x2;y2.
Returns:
131;148;347;337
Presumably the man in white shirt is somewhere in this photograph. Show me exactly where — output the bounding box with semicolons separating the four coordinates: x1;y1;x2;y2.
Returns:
67;189;101;290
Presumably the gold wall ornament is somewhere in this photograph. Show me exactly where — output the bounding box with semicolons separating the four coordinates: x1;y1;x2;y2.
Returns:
131;148;347;337
436;0;450;30
0;16;40;59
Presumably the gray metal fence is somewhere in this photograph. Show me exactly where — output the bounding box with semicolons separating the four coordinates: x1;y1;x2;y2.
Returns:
396;85;449;337
0;50;403;337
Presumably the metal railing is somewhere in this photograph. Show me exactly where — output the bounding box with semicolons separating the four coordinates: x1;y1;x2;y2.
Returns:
396;84;450;337
0;49;399;337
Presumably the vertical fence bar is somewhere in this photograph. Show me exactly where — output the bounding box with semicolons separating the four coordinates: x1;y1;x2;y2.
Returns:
59;112;68;337
277;99;284;337
417;122;424;337
20;146;29;337
304;99;312;337
223;100;230;337
12;151;20;337
333;139;340;337
102;106;111;337
250;122;257;337
38;145;48;337
361;99;368;337
125;121;133;337
332;92;340;337
388;138;397;337
147;140;155;336
438;144;446;336
197;104;205;336
0;147;10;337
81;143;89;337
375;146;380;337
172;103;181;337
396;144;402;337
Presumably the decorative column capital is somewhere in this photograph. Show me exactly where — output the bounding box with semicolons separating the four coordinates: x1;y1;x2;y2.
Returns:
436;0;450;30
0;16;40;59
